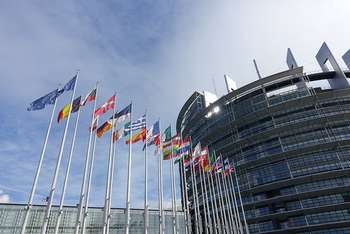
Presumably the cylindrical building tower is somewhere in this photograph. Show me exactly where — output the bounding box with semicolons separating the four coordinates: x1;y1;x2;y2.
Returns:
177;47;350;233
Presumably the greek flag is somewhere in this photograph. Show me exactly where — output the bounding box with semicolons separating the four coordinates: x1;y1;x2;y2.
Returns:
124;114;146;134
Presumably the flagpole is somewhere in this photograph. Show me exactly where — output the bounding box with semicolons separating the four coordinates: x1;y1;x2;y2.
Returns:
158;120;165;234
180;159;191;234
125;102;133;234
188;162;198;234
144;111;148;234
54;104;82;234
206;170;218;234
41;75;78;234
223;171;240;234
183;161;191;234
107;128;117;231
20;93;59;234
220;156;235;234
232;163;249;234
220;167;236;234
209;170;221;233
81;126;98;234
191;162;203;234
170;138;178;234
223;159;242;234
74;83;99;234
214;169;229;234
157;120;162;234
200;166;212;234
198;165;208;234
103;94;116;234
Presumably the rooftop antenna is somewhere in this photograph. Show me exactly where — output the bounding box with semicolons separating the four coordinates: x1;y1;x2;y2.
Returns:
253;59;262;79
212;76;218;96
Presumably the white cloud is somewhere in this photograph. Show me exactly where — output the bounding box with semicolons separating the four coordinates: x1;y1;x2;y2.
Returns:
0;190;10;203
1;0;350;209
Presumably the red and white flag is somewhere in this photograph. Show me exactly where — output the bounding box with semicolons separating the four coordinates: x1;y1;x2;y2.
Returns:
94;95;116;117
81;88;97;106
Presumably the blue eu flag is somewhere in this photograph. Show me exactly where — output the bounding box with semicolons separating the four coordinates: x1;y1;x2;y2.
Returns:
58;75;77;95
27;89;60;111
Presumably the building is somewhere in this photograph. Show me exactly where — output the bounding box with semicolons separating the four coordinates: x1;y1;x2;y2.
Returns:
177;43;350;233
0;203;185;233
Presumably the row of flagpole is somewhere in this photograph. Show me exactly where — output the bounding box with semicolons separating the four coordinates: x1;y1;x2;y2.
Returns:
21;72;250;234
177;136;251;234
21;73;186;234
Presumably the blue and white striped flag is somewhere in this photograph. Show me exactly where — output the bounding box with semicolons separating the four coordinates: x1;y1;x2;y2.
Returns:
124;114;146;134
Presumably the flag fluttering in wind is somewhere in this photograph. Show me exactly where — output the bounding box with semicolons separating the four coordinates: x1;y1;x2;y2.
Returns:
146;121;160;146
126;128;146;144
94;95;116;117
57;96;81;123
191;142;202;166
223;158;234;176
212;156;223;173
112;128;125;142
162;126;174;159
27;75;77;111
58;75;77;94
81;88;97;106
124;115;146;135
143;120;160;152
27;89;60;111
199;147;210;171
112;104;132;123
163;135;181;160
163;126;172;142
174;137;191;163
96;119;116;137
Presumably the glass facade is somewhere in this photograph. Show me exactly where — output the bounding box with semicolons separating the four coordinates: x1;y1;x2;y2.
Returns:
177;71;350;233
0;204;185;233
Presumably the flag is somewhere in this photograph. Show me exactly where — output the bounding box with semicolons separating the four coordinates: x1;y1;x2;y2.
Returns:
90;118;98;132
27;89;60;111
223;158;234;176
192;142;202;159
96;119;115;138
126;128;146;144
94;95;116;117
163;135;181;160
143;121;160;151
163;126;171;141
81;88;96;106
174;138;191;163
58;75;77;94
112;128;125;142
199;147;210;171
57;96;81;123
212;156;223;173
124;115;146;134
184;153;192;167
149;121;160;146
112;104;132;123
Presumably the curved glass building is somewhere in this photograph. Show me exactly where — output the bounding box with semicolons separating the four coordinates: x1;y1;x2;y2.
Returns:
177;45;350;233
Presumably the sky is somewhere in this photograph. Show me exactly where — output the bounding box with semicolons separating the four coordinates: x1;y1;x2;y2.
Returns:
0;0;350;209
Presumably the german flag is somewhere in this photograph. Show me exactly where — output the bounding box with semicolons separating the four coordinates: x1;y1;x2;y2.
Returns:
96;120;114;137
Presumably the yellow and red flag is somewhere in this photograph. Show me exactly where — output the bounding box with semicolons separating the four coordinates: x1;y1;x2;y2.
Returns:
126;128;146;144
57;96;81;123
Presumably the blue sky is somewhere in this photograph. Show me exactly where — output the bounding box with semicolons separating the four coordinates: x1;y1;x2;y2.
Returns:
0;0;350;208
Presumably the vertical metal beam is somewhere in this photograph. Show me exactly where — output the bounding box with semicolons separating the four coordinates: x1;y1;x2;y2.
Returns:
316;42;349;89
342;49;350;70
